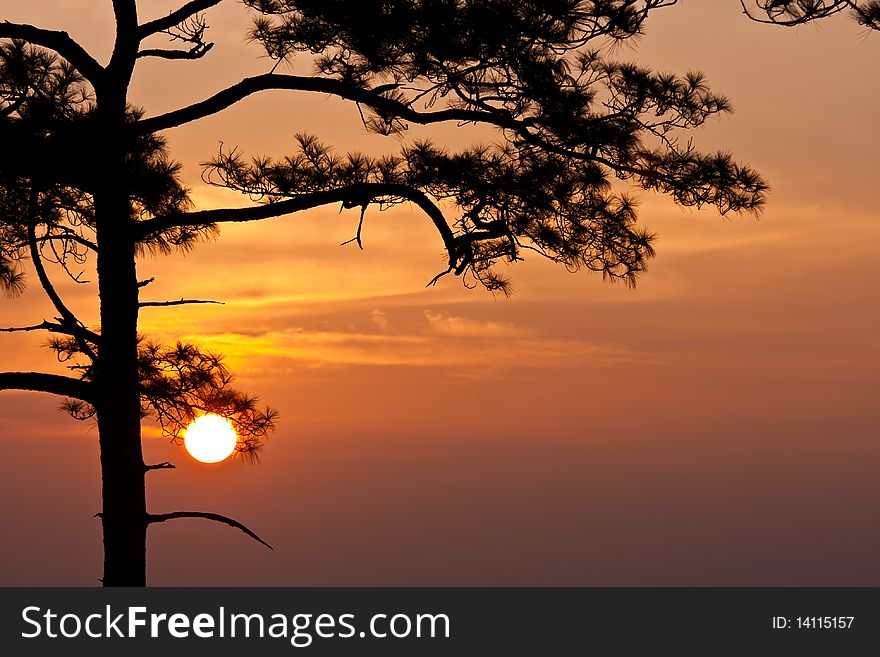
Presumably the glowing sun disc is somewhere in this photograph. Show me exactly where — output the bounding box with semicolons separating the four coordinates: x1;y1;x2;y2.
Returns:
184;414;237;463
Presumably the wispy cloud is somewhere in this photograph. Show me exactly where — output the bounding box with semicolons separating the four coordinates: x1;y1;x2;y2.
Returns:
370;308;391;331
170;309;661;377
421;310;528;339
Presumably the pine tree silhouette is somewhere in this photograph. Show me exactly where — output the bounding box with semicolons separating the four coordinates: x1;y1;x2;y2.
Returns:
1;1;768;586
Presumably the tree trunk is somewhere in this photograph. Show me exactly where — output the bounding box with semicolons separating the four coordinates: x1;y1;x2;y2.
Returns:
93;1;144;584
92;58;146;580
94;180;146;586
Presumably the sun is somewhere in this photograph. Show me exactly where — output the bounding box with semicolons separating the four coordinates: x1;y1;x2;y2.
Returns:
183;414;238;463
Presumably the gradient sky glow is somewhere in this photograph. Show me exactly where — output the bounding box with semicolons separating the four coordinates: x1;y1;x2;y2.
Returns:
0;1;878;585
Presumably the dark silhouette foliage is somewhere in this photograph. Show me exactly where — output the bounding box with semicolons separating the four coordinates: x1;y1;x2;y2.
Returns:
0;39;272;456
743;0;880;29
225;0;767;292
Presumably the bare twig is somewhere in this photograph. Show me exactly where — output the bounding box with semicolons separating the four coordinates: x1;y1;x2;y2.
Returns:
137;44;214;60
16;233;99;253
145;462;176;471
340;204;368;250
1;320;58;333
426;266;454;287
138;1;224;38
138;10;215;60
0;319;84;338
27;200;100;356
148;511;273;549
139;298;224;308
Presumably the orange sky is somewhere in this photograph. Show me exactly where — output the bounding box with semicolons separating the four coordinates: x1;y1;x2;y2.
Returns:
0;1;878;585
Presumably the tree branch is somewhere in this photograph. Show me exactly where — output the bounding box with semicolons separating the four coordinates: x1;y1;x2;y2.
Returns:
133;72;714;194
131;73;658;187
19;233;100;253
138;0;225;38
109;0;140;75
139;298;224;307
132;72;692;199
145;461;176;471
138;182;457;262
0;371;94;401
148;511;272;549
0;319;81;337
739;0;850;26
134;73;507;134
137;44;213;60
27;214;101;353
0;21;104;83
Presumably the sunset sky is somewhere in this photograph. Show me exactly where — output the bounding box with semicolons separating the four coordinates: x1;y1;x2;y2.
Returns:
0;1;877;586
